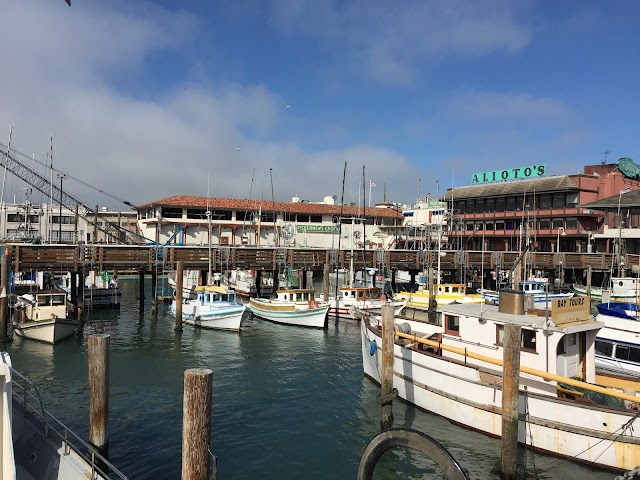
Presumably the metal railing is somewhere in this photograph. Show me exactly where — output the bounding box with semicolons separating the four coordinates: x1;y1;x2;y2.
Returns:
10;366;129;480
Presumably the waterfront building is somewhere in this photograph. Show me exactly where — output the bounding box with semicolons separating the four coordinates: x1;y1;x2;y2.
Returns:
442;161;640;254
398;197;448;250
135;195;403;249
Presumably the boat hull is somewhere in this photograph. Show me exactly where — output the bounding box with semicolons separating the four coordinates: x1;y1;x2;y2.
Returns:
327;300;406;320
13;318;81;344
360;319;640;471
171;303;246;331
248;299;329;328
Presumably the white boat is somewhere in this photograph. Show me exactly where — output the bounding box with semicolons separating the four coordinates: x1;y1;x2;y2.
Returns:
574;277;640;302
248;289;329;328
478;281;573;308
327;286;406;320
594;302;640;378
171;285;246;331
12;291;81;344
395;283;483;307
56;271;122;308
2;352;127;479
167;269;201;300
360;292;640;471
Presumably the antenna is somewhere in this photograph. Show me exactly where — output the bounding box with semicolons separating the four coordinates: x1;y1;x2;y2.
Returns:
602;150;610;165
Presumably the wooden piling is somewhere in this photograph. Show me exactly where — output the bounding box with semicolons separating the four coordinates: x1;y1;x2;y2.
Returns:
182;368;213;480
323;263;330;302
175;261;184;331
500;323;521;479
0;248;9;341
138;270;145;312
380;304;395;430
88;334;110;463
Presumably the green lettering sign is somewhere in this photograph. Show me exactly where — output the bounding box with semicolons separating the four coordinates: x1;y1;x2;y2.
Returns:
296;225;340;233
471;165;545;184
618;157;640;179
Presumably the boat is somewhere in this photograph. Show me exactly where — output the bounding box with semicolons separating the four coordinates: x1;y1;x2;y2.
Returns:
574;276;640;302
248;288;330;328
360;292;640;471
594;302;640;378
56;271;122;308
171;285;246;331
2;352;127;479
12;291;81;344
395;283;483;307
328;285;407;320
167;269;200;300
478;280;573;308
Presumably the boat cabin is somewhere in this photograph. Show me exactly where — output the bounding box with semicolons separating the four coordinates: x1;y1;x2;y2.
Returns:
193;285;238;305
275;289;316;303
340;287;382;300
15;291;67;321
518;281;548;294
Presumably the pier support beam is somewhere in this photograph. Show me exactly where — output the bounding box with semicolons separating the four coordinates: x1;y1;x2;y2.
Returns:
0;248;9;341
323;263;330;302
586;266;592;300
88;334;110;465
175;261;184;331
380;304;396;430
500;324;521;480
182;368;213;480
138;270;145;312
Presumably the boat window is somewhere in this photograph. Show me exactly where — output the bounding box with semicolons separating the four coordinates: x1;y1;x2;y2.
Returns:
595;340;613;357
496;325;537;352
51;295;65;305
444;315;460;336
615;344;640;363
37;296;51;306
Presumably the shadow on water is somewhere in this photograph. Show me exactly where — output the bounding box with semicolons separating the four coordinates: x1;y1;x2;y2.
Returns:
3;278;619;479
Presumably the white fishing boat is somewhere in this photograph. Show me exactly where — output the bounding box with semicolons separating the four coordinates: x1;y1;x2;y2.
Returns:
594;302;640;379
478;281;573;308
167;269;200;300
12;291;81;344
2;352;127;479
360;292;640;471
574;276;640;302
56;271;122;308
249;288;329;328
171;285;246;332
327;286;406;320
395;283;483;307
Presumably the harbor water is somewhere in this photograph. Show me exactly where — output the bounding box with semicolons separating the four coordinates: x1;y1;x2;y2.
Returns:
6;279;616;479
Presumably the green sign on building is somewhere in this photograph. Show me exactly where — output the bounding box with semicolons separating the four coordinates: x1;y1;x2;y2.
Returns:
296;225;340;234
471;165;545;184
618;157;640;180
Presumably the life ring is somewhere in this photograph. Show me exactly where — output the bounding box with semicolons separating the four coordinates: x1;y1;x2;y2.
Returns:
308;299;319;309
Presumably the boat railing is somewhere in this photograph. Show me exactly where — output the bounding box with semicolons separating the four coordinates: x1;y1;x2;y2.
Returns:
10;366;129;480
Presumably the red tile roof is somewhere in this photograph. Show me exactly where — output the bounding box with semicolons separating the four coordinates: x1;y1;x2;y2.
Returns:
135;195;402;219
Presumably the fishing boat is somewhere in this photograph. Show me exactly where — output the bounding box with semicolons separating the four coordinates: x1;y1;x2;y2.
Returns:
360;292;640;471
171;285;246;331
56;271;122;308
395;283;483;307
574;276;640;302
594;302;640;379
249;288;329;328
12;291;81;344
327;285;406;320
478;280;573;308
2;352;127;479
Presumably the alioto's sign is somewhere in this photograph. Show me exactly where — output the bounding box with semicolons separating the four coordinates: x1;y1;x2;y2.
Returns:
471;165;545;184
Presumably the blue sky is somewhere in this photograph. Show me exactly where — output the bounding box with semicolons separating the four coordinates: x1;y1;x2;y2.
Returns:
0;1;638;210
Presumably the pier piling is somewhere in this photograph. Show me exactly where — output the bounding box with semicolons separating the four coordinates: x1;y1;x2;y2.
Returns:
138;270;145;312
586;265;592;300
323;263;329;302
88;334;110;464
175;261;184;331
0;248;9;341
182;368;213;480
500;324;521;479
380;304;395;430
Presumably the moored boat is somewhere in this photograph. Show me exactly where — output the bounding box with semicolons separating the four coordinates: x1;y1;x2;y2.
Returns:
479;280;573;308
594;301;640;378
360;292;640;471
171;285;246;331
12;291;81;344
327;286;406;320
395;283;483;307
249;288;329;328
574;276;640;302
56;271;122;308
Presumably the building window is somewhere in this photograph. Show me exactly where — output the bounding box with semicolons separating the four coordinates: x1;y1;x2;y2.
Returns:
495;221;505;230
565;217;577;229
444;315;460;336
298;214;311;223
516;196;524;211
538;218;550;229
553;194;565;208
506;197;516;211
496;198;505;212
162;208;183;219
211;210;232;221
310;215;322;223
540;196;552;209
457;201;466;214
485;199;495;212
485;222;494;231
186;208;207;219
552;218;564;229
566;192;578;207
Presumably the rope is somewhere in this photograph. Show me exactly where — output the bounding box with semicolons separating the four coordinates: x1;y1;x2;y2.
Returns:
522;387;539;479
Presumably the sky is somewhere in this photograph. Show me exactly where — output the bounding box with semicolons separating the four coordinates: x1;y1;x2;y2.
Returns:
0;0;639;211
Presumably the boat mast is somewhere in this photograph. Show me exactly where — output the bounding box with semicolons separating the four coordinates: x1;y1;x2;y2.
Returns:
207;174;212;282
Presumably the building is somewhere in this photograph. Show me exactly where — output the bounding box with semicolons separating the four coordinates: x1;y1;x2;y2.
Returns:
135;195;403;249
443;161;640;254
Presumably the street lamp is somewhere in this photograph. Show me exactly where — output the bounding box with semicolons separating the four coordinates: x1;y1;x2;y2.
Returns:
57;174;66;244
